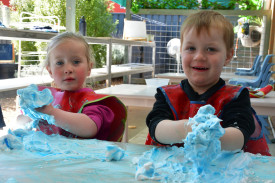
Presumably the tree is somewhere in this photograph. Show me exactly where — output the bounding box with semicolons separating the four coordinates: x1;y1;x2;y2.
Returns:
10;0;117;68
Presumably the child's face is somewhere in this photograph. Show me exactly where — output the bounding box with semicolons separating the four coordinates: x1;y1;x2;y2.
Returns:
181;26;233;94
47;39;92;91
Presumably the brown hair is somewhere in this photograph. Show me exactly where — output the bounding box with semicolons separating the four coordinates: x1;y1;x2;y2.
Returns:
180;10;234;52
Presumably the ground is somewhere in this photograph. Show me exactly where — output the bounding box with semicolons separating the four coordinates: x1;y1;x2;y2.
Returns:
0;96;17;125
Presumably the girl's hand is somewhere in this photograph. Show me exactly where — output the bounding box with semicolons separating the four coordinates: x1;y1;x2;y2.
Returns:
35;104;54;115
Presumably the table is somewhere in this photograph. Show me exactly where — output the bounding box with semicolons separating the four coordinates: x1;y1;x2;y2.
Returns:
0;130;152;183
156;72;257;84
251;91;275;116
96;84;275;116
0;64;153;93
0;76;53;93
96;84;156;142
96;84;156;108
0;130;274;182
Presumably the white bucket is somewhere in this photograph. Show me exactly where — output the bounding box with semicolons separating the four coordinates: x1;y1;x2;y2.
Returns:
145;78;170;87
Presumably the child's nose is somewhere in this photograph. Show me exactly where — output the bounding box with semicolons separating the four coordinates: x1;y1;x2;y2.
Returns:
194;51;206;61
64;64;73;74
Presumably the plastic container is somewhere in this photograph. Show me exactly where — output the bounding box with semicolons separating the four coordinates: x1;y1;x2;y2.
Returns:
145;78;170;87
79;16;86;36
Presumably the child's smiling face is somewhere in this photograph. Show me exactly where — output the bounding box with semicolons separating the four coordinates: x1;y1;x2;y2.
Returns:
181;26;233;94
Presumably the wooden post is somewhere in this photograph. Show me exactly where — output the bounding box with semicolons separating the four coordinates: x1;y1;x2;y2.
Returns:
66;0;76;32
267;0;274;55
126;0;132;20
124;1;132;84
268;0;275;81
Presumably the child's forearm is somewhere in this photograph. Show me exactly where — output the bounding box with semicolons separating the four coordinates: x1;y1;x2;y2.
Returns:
155;119;192;145
37;105;98;138
220;127;244;151
155;120;244;152
51;108;98;138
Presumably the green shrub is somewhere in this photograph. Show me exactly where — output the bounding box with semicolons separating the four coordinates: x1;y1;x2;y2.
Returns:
131;0;263;13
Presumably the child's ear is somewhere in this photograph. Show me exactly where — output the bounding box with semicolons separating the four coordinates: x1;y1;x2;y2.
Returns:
225;48;234;66
87;62;93;75
46;65;53;78
89;62;93;70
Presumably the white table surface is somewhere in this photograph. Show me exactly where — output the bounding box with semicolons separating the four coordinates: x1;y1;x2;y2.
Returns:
156;72;257;84
0;76;53;92
96;84;275;116
96;84;156;108
1;131;274;182
0;65;153;93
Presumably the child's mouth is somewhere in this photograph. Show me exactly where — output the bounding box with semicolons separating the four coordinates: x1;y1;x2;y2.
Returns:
64;78;75;82
192;67;208;70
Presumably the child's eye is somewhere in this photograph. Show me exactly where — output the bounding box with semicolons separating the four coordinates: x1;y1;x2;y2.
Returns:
207;47;216;52
56;61;64;65
186;46;196;51
73;60;80;64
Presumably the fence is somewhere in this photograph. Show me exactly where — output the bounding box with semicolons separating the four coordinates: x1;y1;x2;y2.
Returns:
112;10;270;75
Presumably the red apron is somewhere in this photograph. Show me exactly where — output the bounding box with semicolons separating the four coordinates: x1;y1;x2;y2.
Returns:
37;86;127;142
145;84;271;156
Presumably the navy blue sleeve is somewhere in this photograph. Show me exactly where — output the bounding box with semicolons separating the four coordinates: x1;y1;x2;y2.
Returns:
146;88;174;144
220;88;255;147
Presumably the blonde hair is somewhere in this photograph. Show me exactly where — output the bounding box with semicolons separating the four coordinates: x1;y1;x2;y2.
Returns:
45;32;95;68
180;10;234;52
45;32;94;88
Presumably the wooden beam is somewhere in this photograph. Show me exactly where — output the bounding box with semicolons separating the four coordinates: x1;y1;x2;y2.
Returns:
136;9;271;16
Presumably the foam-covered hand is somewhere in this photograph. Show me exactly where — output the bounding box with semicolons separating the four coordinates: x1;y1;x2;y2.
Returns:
17;84;55;125
35;104;54;115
